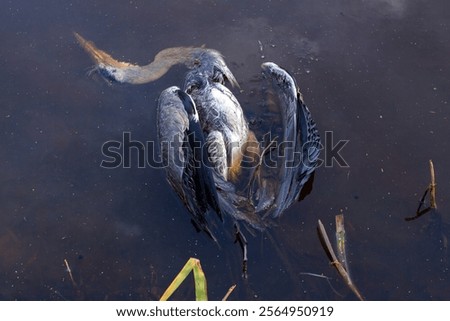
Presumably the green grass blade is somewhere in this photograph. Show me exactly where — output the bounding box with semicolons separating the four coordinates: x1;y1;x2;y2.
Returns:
192;259;208;301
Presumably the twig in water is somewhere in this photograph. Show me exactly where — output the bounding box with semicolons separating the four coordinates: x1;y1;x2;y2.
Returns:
335;214;349;273
299;272;344;297
429;159;437;209
222;284;236;301
64;258;77;288
317;219;364;300
405;159;437;221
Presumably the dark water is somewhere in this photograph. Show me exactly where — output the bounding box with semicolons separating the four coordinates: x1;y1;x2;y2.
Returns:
1;0;449;300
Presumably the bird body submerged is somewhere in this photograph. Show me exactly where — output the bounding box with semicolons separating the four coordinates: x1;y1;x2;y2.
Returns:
75;33;321;266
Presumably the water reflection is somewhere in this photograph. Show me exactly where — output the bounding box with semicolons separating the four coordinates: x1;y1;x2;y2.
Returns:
1;0;449;300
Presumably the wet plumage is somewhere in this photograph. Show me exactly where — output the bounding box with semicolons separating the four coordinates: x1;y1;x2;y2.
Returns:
75;32;320;258
260;62;321;218
157;87;223;240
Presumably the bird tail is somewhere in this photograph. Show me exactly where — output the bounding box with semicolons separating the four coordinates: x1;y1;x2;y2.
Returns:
213;173;267;231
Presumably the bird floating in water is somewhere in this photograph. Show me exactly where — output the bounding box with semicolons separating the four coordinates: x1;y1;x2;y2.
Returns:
75;32;321;277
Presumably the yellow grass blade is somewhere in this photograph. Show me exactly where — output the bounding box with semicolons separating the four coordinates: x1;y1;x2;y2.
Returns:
159;258;208;301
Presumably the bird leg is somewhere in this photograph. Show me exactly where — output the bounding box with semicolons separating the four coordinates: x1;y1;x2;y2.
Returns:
234;223;248;278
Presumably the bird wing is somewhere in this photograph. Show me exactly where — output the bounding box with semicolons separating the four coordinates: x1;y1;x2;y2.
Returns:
157;86;189;188
259;62;321;218
157;86;223;240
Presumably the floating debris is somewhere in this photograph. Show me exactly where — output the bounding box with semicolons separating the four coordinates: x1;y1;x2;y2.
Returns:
64;258;77;288
222;284;236;301
335;214;349;273
258;40;265;59
429;159;437;209
299;272;343;297
405;159;437;221
317;217;364;300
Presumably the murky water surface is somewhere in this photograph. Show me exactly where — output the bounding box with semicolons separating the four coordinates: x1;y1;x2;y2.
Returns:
1;0;449;300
